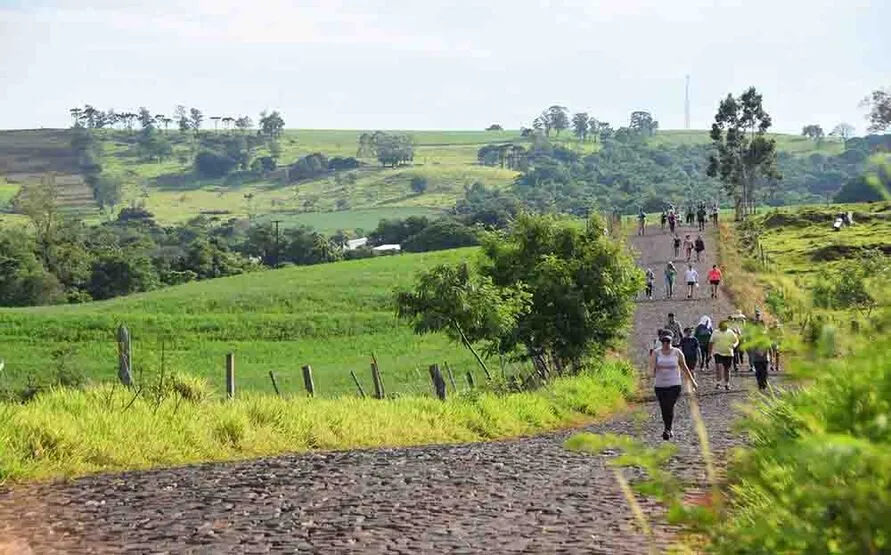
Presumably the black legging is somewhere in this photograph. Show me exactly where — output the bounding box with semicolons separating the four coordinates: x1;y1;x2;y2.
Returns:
654;385;682;431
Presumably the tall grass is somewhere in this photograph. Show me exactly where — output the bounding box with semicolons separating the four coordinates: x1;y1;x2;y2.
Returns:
0;360;635;483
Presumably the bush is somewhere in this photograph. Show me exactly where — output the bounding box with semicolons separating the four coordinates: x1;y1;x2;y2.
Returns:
328;157;360;171
288;153;329;181
711;325;891;553
403;219;478;252
410;176;428;194
195;150;238;178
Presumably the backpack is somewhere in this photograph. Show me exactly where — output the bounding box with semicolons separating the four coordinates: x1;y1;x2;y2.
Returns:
694;323;712;344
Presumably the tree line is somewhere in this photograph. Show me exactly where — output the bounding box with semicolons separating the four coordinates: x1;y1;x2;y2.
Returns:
524;105;658;141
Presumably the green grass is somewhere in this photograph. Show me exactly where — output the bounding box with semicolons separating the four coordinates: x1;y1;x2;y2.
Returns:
0;360;635;482
648;129;845;155
0;248;501;398
755;201;891;276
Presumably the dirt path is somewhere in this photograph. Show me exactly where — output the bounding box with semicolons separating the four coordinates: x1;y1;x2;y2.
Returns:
0;222;756;554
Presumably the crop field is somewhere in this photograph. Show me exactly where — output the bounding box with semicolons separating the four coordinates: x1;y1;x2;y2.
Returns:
0;247;495;398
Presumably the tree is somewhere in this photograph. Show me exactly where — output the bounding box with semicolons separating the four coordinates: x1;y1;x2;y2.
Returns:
189;108;203;136
802;124;825;142
235;116;253;133
259;110;285;138
486;124;503;131
137;107;154;130
82;105;98;129
69;107;83;128
0;229;64;306
629;111;658;137
221;116;235;130
396;262;531;378
210;116;222;131
830;123;855;143
13;173;63;266
175;105;190;134
571;112;589;141
410;176;428;194
137;127;173;162
360;131;414;167
862;87;891;132
93;174;124;210
534;111;552;136
707;87;780;220
547;106;569;137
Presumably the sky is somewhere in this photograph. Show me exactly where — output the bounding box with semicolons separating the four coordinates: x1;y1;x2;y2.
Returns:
1;0;889;133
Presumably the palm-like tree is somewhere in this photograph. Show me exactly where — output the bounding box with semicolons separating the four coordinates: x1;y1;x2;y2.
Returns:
222;116;235;131
83;105;98;128
69;107;83;127
210;116;222;131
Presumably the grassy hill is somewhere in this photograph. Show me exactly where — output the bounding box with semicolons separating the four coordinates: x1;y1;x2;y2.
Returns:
0;128;844;232
0;247;489;398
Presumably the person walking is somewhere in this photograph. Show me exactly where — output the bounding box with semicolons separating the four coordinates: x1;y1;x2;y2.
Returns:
664;262;678;299
672;234;681;259
652;332;698;440
697;204;707;231
644;268;655;300
680;327;700;375
711;203;720;227
665;312;683;347
707;264;722;299
637;208;647;236
748;327;771;391
660;210;667;233
709;320;739;390
683;234;694;262
685;264;699;299
729;312;747;373
694;234;705;262
694;316;713;370
668;209;677;234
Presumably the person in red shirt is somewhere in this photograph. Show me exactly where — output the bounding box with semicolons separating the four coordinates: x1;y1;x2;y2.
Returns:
707;265;722;299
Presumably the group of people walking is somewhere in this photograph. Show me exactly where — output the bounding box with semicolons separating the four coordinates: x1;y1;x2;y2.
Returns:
649;310;780;440
637;202;719;236
643;237;722;301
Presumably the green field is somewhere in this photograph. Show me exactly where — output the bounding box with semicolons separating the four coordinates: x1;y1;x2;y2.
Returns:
756;201;891;275
0;128;844;232
0;248;497;398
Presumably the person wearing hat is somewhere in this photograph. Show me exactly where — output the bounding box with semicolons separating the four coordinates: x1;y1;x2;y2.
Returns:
651;331;698;440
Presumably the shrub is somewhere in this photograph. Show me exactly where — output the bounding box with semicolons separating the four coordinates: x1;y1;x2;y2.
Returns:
410;176;428;194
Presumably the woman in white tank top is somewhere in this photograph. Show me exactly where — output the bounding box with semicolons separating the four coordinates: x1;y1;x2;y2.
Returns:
651;332;698;440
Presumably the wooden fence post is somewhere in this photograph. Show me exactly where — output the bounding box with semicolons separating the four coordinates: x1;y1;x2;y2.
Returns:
302;365;315;397
225;353;235;400
116;324;134;387
268;371;282;397
465;371;475;389
371;361;385;399
350;370;366;398
444;362;458;393
429;364;447;401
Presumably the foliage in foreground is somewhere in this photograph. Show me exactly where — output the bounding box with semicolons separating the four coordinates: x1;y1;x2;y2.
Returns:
0;360;634;482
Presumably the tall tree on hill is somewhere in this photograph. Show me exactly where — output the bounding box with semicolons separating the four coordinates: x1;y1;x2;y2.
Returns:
137;107;154;130
802;124;825;143
105;109;118;130
259;110;285;139
572;112;589;141
534;110;552;136
82;105;98;129
629;111;658;137
210;116;221;131
547;106;569;137
189;108;203;136
862;87;891;132
235;116;252;133
222;116;234;130
69;107;83;128
175;105;189;135
830;122;855;142
707;87;780;220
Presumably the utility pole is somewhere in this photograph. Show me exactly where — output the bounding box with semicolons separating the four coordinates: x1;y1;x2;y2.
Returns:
272;219;283;268
684;75;691;130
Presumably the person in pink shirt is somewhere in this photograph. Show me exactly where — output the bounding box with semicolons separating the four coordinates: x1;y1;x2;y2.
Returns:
707;265;722;299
